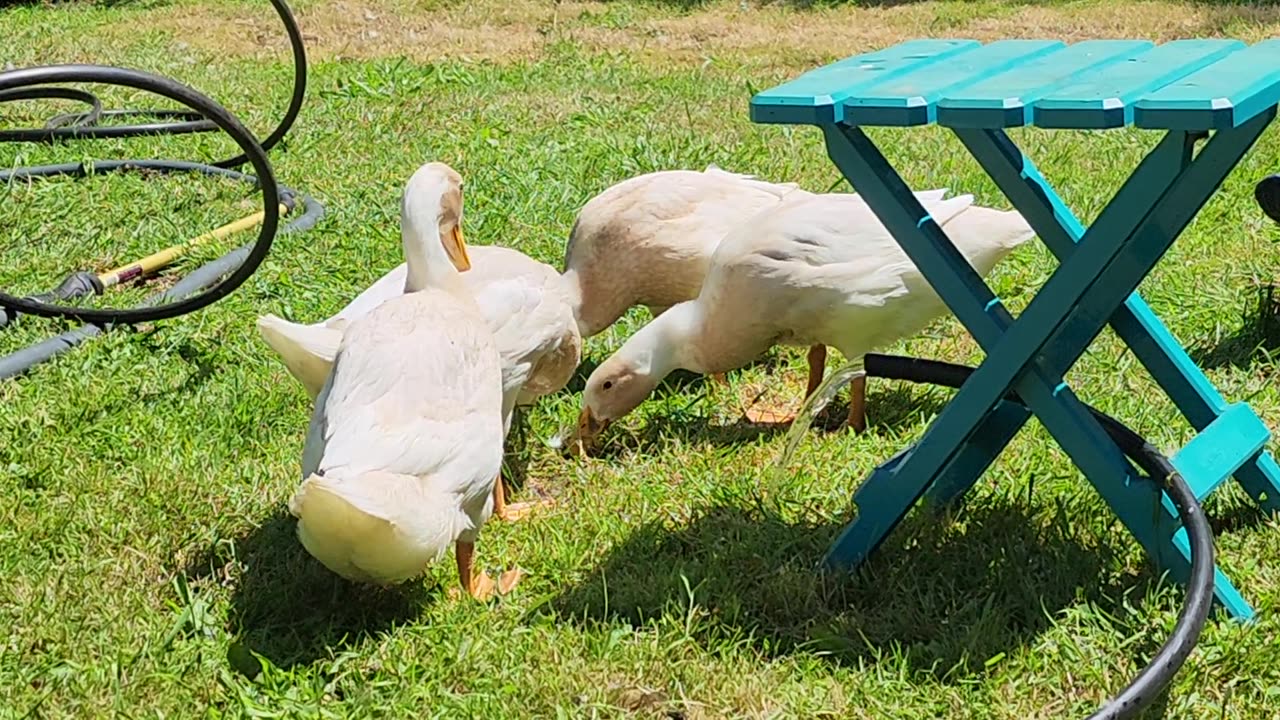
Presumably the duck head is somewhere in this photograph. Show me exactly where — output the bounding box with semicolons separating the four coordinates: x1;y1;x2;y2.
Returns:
401;161;471;292
567;303;701;455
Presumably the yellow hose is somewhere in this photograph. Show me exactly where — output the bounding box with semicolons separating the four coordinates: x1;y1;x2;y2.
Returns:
98;203;290;288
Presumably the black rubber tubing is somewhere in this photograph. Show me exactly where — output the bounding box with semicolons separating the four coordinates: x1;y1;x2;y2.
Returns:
0;159;328;331
0;86;105;136
0;192;324;380
1257;175;1280;224
0;63;280;326
0;0;306;168
0;89;211;142
862;353;1215;720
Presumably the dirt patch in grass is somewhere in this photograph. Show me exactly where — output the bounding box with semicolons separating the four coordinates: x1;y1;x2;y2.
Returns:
128;0;1280;72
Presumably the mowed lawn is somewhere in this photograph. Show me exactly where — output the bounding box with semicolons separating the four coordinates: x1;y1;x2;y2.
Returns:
4;0;1280;717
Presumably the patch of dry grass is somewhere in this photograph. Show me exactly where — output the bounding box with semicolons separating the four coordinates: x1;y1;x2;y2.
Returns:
125;0;1280;74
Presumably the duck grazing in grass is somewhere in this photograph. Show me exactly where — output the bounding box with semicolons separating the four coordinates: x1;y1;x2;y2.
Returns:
561;165;801;337
561;165;801;386
289;161;518;598
567;189;1036;450
561;174;960;396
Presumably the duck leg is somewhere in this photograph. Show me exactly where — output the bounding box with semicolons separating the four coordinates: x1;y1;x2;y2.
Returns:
455;540;524;600
846;373;868;434
493;471;554;522
804;344;827;398
811;345;869;433
455;540;496;600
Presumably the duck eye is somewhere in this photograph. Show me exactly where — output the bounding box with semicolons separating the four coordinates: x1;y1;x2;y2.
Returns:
602;381;614;390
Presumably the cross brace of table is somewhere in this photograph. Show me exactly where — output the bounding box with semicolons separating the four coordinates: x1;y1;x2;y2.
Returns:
818;109;1279;623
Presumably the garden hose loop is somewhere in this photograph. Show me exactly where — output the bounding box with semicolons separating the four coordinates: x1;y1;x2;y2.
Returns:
862;353;1215;720
0;0;305;166
0;63;279;326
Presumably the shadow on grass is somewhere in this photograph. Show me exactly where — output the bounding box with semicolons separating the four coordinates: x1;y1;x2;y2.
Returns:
1204;486;1275;537
185;509;437;670
577;379;951;460
1189;282;1280;371
546;498;1169;683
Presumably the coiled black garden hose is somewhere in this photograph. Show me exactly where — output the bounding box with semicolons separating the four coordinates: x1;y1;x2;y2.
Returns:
863;353;1214;720
1258;175;1280;224
0;63;282;326
0;0;315;338
0;0;305;168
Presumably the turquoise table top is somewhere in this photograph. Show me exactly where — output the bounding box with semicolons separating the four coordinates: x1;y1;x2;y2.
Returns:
750;38;1280;130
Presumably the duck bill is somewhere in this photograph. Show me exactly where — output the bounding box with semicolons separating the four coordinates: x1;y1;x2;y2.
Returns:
445;225;471;272
569;406;610;457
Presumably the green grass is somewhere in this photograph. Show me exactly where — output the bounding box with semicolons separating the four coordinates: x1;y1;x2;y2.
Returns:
4;0;1280;717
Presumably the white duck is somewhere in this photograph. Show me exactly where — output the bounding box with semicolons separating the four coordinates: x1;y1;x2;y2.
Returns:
568;190;1035;449
259;166;799;386
562;165;800;337
564;170;956;395
289;161;517;599
563;165;801;387
260;242;579;523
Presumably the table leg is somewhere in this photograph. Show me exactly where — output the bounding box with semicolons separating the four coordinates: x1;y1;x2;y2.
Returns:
816;113;1274;623
922;399;1031;510
959;126;1280;514
825;114;1267;508
818;123;1193;530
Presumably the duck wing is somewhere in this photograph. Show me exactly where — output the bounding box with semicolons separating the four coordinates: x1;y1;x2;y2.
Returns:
304;290;504;483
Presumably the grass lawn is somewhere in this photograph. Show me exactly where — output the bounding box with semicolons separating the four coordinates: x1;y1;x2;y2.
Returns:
5;0;1280;717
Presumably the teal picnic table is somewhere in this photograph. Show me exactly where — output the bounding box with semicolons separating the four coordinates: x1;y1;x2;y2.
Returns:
751;38;1280;622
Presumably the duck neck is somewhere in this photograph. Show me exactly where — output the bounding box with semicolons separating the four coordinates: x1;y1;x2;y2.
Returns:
559;268;587;331
560;267;631;338
622;301;703;380
401;194;464;295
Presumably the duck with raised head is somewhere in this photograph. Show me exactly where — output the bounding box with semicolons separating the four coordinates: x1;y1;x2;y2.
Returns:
289;162;518;599
567;190;1036;451
260;223;579;523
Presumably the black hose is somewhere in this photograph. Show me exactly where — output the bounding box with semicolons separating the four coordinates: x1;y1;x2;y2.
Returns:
0;0;312;329
1257;175;1280;224
0;0;306;169
863;353;1215;720
0;0;318;386
0;88;212;142
0;86;105;137
0;63;280;326
0;158;325;331
0;192;324;380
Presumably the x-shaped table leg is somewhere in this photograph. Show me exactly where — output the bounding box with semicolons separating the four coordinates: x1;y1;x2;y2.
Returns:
957;127;1280;517
818;108;1275;621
